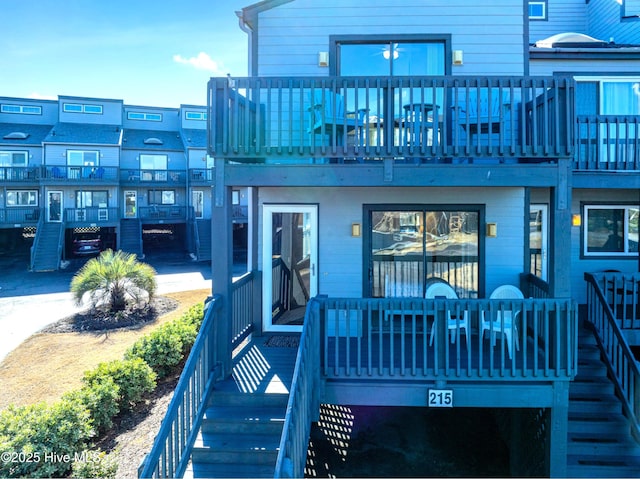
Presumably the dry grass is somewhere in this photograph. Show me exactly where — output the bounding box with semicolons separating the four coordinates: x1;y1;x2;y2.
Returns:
0;289;209;410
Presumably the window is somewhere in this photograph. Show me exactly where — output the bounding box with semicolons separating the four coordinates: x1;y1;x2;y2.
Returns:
76;191;108;208
1;104;42;115
623;0;640;18
583;205;639;257
148;190;175;205
185;111;207;121
127;111;162;121
140;154;168;181
67;150;99;166
528;1;547;20
0;151;28;167
6;190;37;207
365;205;482;298
63;103;103;114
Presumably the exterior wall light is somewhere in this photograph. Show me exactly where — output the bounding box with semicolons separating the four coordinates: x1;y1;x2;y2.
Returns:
453;50;464;65
351;223;361;237
572;214;582;227
486;223;497;237
318;52;329;67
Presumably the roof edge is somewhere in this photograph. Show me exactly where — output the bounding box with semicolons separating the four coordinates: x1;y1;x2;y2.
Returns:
241;0;295;28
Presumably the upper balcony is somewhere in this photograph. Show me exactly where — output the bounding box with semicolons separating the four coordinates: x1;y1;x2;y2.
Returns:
208;75;574;165
119;168;187;187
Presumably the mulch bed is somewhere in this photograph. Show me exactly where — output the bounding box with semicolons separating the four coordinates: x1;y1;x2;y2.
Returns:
40;296;179;333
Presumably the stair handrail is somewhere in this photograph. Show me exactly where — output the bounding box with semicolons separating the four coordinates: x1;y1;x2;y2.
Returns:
584;272;640;444
56;219;65;269
29;209;44;271
138;296;223;478
275;297;322;478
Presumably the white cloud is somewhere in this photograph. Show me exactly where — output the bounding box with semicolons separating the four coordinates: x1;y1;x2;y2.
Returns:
173;52;224;73
28;92;57;100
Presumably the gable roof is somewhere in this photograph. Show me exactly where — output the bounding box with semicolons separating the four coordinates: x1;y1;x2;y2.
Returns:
44;123;122;145
0;123;54;146
241;0;294;28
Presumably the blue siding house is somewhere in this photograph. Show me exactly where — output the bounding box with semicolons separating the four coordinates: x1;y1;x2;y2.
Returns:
140;0;640;478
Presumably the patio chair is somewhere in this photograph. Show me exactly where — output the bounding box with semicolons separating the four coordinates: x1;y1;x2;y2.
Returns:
480;285;524;359
426;282;470;346
308;89;366;147
455;88;511;141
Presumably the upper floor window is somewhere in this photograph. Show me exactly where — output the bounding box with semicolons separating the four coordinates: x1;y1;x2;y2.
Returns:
148;190;175;205
583;205;639;257
63;103;103;114
0;151;28;167
185;111;207;121
1;104;42;115
76;190;108;208
623;0;640;18
140;154;167;170
67;150;99;166
528;1;547;20
128;111;162;121
337;39;445;76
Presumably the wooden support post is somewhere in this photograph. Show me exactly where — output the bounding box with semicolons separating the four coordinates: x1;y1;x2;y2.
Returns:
548;381;569;478
248;187;263;335
550;159;572;298
212;160;233;378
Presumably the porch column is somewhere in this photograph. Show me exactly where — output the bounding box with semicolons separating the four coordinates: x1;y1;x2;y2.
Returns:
550;158;572;298
248;186;263;335
212;159;233;379
548;381;569;478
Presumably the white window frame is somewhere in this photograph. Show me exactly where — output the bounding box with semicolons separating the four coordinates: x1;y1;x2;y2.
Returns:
63;103;103;114
583;204;639;257
623;0;640;18
185;111;207;121
127;111;162;121
1;104;42;115
67;150;99;166
528;1;547;20
0;151;28;166
6;190;38;207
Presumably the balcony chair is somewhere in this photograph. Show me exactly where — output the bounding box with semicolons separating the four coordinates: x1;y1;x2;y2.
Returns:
51;166;65;179
480;284;524;359
426;282;470;346
308;89;366;149
455;89;511;143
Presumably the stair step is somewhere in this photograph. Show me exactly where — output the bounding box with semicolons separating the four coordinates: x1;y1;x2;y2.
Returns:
570;377;614;395
575;363;609;377
202;406;285;435
185;461;275;478
569;395;622;414
192;432;280;464
567;454;640;478
568;413;629;434
568;431;640;456
209;389;289;409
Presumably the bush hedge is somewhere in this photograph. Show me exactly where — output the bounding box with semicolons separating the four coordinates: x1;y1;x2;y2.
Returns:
0;301;205;478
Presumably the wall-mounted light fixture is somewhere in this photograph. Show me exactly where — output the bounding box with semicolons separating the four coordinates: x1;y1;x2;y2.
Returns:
453;50;464;65
572;214;582;227
486;222;497;237
318;52;329;67
351;223;361;237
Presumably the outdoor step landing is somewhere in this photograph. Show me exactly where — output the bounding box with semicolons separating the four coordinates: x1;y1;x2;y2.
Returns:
201;405;286;435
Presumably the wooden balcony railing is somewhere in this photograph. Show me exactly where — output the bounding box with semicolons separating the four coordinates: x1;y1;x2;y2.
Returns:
575;115;640;171
42;165;119;182
0;206;41;224
139;205;187;221
0;166;40;182
208;75;574;162
64;207;117;224
120;169;186;185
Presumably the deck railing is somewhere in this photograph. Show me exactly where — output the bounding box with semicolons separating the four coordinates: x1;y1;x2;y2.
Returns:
591;272;640;330
316;297;577;380
520;272;552;299
139;296;222;479
231;271;257;344
575;115;640;170
275;299;322;478
139;205;187;221
584;272;640;443
0;206;41;224
63;207;118;224
0;166;40;181
42;165;119;182
209;75;574;161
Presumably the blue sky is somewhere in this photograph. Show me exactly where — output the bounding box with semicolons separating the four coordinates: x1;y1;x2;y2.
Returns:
0;0;250;108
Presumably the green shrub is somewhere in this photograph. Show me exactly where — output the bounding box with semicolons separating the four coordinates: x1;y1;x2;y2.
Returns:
0;399;93;478
125;303;204;378
63;375;120;433
71;449;118;479
82;358;156;411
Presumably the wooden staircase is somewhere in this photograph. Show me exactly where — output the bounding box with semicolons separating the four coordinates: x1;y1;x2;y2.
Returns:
31;222;63;271
195;219;211;261
185;383;288;478
566;325;640;478
119;218;142;257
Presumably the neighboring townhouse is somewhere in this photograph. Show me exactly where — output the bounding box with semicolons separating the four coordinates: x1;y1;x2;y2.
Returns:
0;96;243;269
141;1;640;478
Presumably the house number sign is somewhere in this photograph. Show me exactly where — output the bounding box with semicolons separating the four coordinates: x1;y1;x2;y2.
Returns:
428;389;453;407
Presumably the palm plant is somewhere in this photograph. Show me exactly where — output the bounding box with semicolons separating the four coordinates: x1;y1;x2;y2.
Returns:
71;249;157;312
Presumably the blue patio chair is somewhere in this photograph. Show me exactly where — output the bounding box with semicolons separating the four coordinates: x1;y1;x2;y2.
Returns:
455;88;511;139
51;166;65;179
308;89;366;147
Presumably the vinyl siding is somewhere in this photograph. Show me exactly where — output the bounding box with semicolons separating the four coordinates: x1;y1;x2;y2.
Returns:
255;0;526;76
258;186;525;298
587;0;640;44
528;0;589;44
530;58;640;75
43;144;120;167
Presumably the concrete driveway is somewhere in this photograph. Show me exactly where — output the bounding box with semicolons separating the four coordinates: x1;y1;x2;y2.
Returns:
0;253;217;362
